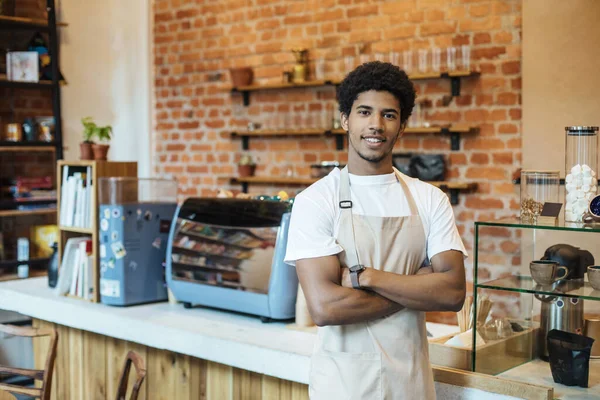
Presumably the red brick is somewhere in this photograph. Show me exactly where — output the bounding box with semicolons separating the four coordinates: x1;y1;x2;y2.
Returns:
497;92;518;106
420;21;457;36
502;61;521;75
494;31;513;44
465;197;505;210
347;5;378;18
498;123;518;135
459;16;502;32
469;4;490;17
473;32;491;45
470;153;489;164
449;153;467;165
492;152;514;164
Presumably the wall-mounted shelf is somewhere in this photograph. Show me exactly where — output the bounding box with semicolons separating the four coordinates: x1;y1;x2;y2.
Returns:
0;141;57;152
0;208;56;217
0;257;51;269
231;128;345;150
231;71;479;106
0;15;67;31
231;125;477;151
230;176;477;205
0;75;66;90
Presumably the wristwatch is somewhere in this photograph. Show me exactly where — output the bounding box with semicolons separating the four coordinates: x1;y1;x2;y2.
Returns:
349;264;366;289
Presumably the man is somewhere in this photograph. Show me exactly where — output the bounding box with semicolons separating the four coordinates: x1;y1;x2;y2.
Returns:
284;61;467;399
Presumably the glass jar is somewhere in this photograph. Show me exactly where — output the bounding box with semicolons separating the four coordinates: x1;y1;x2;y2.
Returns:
520;170;560;223
565;126;599;222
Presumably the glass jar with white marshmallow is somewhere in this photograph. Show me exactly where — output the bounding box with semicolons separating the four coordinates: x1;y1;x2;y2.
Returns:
564;126;599;222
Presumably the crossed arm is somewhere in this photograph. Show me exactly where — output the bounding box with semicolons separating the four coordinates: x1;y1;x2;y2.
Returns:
296;250;465;327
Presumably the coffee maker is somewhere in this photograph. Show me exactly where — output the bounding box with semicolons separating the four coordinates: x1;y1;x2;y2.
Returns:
537;244;595;360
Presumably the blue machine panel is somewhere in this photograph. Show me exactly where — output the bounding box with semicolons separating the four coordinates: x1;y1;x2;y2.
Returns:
99;202;177;306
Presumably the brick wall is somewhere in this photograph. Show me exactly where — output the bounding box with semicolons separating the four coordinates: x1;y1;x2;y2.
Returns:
153;0;523;320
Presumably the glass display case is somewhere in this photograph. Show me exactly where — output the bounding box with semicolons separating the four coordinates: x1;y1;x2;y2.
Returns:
469;218;600;399
473;218;600;398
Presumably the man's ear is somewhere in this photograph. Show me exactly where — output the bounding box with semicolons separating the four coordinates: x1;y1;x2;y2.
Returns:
340;113;349;131
398;121;407;137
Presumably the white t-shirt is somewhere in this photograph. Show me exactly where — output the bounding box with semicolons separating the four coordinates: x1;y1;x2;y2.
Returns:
284;168;467;266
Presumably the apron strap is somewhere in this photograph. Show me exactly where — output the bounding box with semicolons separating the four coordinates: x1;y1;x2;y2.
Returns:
392;167;420;216
339;167;361;268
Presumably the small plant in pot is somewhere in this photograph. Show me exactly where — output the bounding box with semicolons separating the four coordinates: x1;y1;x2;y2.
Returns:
80;117;96;160
238;154;256;177
89;118;112;161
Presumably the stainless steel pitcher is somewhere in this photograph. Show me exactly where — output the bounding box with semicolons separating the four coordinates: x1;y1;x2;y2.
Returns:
537;293;584;360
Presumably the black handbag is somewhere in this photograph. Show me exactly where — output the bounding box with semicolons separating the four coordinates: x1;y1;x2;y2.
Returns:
409;154;446;181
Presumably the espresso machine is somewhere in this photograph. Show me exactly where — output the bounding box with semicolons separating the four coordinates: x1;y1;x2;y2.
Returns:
536;244;595;360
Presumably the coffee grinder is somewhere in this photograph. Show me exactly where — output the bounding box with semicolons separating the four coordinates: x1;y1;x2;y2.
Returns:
537;244;594;360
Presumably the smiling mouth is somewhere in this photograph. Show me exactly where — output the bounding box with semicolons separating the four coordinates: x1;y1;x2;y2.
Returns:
362;136;386;144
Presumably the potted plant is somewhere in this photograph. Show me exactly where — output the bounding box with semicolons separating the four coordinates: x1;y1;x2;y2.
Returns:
84;117;113;161
80;117;95;160
238;154;256;177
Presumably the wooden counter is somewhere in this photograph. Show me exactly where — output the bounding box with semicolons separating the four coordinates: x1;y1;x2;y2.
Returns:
0;278;553;399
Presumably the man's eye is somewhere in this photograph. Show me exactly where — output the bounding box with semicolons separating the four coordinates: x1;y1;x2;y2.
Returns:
358;110;370;116
384;114;397;119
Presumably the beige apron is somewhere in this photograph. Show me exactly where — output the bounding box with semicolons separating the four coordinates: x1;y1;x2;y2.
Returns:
309;167;436;400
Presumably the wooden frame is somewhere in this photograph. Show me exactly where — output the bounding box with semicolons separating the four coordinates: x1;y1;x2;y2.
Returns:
56;161;137;302
0;324;58;400
116;351;147;400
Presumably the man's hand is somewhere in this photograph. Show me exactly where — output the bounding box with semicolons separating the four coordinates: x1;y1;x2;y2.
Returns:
340;267;352;288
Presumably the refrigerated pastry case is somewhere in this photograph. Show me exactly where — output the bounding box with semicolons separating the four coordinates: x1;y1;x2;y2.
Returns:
166;198;298;321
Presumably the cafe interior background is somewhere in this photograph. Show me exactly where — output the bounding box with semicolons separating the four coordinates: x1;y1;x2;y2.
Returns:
0;0;599;399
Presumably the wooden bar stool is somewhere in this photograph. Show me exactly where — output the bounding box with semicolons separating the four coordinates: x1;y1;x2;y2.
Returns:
115;351;146;400
0;324;58;400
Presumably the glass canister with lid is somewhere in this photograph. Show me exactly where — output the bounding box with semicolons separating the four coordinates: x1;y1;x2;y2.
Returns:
565;126;598;222
520;170;560;223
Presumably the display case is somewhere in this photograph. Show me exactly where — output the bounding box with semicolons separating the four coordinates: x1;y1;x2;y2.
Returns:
473;218;600;398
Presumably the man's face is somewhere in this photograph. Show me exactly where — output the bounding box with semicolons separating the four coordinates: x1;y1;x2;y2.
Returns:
341;90;404;165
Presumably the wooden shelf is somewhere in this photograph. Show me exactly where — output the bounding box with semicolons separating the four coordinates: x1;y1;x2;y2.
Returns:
59;226;93;235
0;141;57;152
0;257;51;269
232;125;478;151
0;74;66;89
0;15;67;31
0;208;56;217
230;176;477;205
231;70;479;105
0;270;46;282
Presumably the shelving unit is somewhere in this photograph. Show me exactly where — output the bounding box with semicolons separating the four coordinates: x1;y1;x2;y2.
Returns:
471;218;600;398
231;125;478;151
57;161;137;303
0;0;66;282
231;70;480;106
230;176;477;205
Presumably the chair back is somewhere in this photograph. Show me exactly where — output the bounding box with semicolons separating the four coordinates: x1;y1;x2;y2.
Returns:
0;324;58;400
115;351;146;400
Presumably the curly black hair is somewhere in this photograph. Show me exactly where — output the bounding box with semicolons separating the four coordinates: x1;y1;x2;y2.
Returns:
336;61;416;125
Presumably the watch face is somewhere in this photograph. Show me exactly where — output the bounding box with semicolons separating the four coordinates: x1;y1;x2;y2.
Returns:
350;264;365;272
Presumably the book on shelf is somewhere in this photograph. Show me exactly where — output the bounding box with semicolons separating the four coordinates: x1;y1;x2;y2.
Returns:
59;165;93;229
55;237;93;300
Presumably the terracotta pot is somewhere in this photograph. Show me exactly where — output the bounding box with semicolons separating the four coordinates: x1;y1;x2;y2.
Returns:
238;164;256;177
229;67;253;87
92;143;110;160
79;142;94;160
